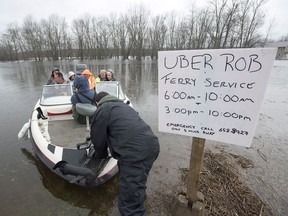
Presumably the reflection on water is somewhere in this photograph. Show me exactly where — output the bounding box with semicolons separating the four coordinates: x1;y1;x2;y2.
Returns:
20;147;119;215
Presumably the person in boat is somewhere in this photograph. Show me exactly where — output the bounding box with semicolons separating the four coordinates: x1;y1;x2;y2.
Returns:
68;71;77;92
71;76;96;122
68;71;76;82
46;71;70;96
95;69;107;82
90;91;160;216
81;69;96;90
54;71;70;84
46;68;59;85
106;69;116;81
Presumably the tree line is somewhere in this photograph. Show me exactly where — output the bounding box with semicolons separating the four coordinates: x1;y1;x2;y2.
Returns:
0;0;272;62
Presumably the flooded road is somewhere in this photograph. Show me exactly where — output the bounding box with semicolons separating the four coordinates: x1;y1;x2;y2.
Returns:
0;59;287;215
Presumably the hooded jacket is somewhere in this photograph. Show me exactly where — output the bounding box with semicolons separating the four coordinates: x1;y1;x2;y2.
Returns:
90;95;160;163
82;69;96;90
70;76;95;106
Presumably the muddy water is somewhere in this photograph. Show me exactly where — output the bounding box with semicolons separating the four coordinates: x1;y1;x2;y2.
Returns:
0;59;287;215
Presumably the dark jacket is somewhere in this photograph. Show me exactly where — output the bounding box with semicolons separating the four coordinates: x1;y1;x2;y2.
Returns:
90;95;159;163
71;76;95;106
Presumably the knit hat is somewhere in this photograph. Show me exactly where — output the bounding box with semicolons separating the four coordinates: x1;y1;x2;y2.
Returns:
68;71;75;78
95;91;109;102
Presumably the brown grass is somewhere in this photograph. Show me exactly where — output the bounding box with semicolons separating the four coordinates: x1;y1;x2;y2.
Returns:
146;149;275;215
179;149;274;216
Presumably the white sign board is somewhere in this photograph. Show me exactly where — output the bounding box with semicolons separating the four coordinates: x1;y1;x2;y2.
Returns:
158;48;277;147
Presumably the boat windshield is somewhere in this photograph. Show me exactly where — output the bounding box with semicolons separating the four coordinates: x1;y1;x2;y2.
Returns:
96;81;126;100
40;84;73;106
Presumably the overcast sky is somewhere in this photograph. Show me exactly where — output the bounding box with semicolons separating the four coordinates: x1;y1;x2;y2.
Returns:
0;0;287;40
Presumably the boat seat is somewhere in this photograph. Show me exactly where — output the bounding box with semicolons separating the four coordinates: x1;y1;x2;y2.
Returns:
76;103;97;131
76;103;97;116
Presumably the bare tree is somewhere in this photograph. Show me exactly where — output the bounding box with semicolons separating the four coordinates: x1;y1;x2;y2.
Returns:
0;0;270;61
262;17;275;46
165;12;178;50
221;1;239;48
65;36;74;59
109;14;132;59
109;14;121;58
91;16;111;59
0;22;28;61
185;3;198;49
148;14;167;58
175;19;189;50
41;14;69;60
21;16;44;61
81;15;93;59
6;23;27;61
236;0;266;47
71;18;86;59
126;4;150;59
209;0;239;48
195;8;214;49
0;34;14;60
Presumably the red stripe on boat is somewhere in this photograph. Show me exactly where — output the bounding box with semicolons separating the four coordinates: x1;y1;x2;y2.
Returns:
47;109;73;116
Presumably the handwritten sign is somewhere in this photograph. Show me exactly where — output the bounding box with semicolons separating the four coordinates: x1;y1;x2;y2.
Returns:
158;48;277;147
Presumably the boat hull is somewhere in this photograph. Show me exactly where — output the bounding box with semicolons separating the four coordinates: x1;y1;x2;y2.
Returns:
19;82;132;187
29;99;118;187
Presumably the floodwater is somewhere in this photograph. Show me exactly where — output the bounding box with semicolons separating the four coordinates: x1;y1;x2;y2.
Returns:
0;59;287;215
205;59;288;215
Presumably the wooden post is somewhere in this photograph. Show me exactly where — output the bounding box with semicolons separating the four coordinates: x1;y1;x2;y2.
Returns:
186;137;205;206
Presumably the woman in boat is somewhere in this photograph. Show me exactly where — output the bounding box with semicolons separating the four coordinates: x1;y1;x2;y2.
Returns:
106;69;116;81
46;68;59;85
54;71;69;84
68;71;76;82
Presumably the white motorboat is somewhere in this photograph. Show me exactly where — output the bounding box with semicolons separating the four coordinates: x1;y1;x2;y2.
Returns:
18;81;132;187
